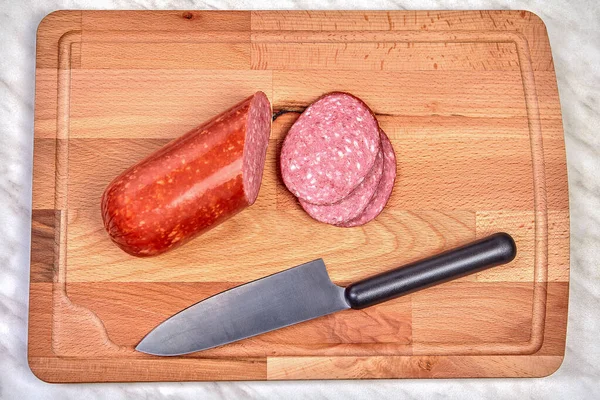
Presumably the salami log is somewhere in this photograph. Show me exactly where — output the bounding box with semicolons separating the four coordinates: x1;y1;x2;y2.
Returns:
339;130;397;227
280;92;381;205
101;92;272;257
299;149;384;225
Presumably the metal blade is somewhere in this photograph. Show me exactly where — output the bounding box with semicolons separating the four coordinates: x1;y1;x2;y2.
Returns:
136;259;349;356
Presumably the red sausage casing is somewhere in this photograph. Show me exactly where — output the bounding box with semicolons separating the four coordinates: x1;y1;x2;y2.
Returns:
101;92;272;257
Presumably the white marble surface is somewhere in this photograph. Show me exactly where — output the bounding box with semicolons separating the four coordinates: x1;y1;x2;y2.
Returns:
1;0;599;398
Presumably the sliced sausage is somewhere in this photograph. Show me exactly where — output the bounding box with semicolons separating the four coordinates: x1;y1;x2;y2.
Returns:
299;149;383;225
101;92;272;257
280;92;380;205
339;130;397;227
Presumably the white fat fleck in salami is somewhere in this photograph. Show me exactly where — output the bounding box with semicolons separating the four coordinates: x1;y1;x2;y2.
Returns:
339;130;397;227
280;92;381;205
243;91;272;204
299;149;384;225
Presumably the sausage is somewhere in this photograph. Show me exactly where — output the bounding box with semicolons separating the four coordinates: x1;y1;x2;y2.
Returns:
101;92;272;257
299;148;383;225
339;130;397;227
280;92;381;205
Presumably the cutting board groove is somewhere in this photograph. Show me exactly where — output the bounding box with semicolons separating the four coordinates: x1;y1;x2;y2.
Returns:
29;10;569;382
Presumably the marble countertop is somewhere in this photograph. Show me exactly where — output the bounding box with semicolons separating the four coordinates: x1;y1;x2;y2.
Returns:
1;0;599;398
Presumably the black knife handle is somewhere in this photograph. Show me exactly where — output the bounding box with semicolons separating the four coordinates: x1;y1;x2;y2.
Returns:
344;233;516;309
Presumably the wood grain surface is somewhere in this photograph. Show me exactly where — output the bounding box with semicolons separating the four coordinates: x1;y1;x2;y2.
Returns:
29;10;569;382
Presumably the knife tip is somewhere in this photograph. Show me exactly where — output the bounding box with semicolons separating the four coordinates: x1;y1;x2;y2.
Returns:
135;337;191;356
134;341;151;354
135;335;162;355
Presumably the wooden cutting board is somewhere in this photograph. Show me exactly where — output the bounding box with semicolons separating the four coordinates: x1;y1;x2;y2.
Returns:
29;10;569;382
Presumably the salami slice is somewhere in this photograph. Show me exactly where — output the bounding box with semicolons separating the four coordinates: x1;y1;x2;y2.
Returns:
339;130;397;227
280;92;381;205
101;92;272;257
299;149;384;224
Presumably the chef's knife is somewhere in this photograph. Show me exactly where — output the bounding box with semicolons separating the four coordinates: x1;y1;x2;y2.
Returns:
136;233;516;356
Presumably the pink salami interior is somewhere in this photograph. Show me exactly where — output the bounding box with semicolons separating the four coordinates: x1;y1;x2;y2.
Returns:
242;92;272;204
279;92;381;205
299;149;385;225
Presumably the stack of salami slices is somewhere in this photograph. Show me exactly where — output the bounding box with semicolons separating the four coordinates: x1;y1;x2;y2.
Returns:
281;92;397;227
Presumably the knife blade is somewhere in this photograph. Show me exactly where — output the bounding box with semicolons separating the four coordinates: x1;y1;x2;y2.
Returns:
136;233;516;356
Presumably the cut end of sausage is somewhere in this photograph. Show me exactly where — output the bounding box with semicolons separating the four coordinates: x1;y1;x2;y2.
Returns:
243;91;272;205
280;92;381;205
